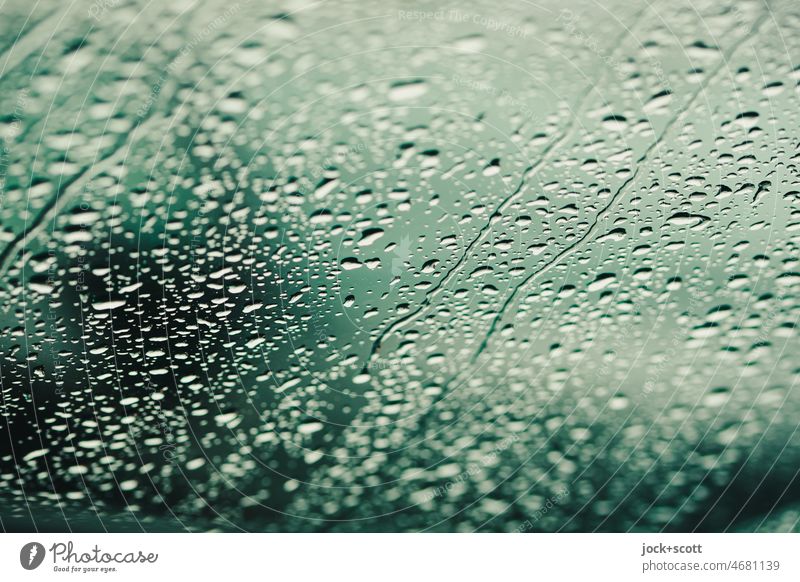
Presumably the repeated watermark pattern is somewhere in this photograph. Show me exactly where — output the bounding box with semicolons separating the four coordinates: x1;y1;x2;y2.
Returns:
424;433;520;502
451;74;541;124
88;0;124;21
398;9;528;39
136;3;246;118
515;487;570;532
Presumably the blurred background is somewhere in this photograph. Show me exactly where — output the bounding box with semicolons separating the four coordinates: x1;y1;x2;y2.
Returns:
0;0;799;531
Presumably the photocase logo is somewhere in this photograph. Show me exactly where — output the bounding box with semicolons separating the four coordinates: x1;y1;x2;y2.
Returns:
391;235;412;276
20;542;46;570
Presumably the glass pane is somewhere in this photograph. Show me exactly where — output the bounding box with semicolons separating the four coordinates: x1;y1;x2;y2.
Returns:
1;0;798;532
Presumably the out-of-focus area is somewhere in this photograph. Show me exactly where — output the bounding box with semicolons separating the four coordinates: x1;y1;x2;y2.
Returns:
0;0;799;531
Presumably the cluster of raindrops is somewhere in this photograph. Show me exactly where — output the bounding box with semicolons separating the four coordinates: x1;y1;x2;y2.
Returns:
0;0;798;532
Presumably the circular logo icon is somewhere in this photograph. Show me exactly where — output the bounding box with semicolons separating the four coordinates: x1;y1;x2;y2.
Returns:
20;542;46;570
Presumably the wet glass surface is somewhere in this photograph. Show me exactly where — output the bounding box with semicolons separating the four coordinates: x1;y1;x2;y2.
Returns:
0;0;799;531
